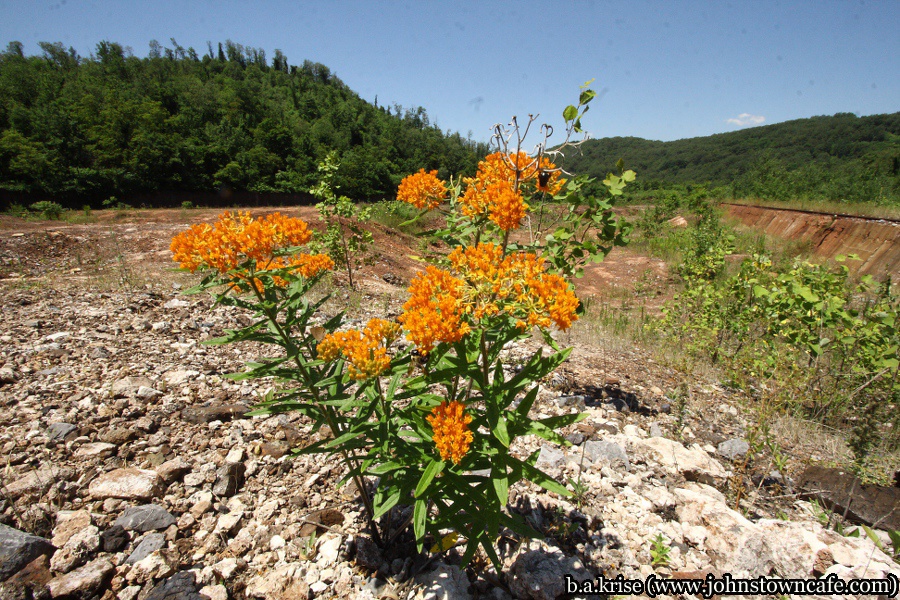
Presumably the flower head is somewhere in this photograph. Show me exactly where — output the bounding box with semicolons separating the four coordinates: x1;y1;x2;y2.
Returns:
316;318;401;380
399;266;470;354
397;169;447;210
446;243;580;331
170;211;330;288
426;401;474;464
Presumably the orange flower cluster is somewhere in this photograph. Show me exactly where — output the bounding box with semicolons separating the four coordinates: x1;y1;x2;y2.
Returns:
399;266;469;354
461;182;527;231
399;266;471;354
426;401;474;464
170;211;332;285
448;243;580;331
317;318;402;380
399;244;579;352
397;169;447;210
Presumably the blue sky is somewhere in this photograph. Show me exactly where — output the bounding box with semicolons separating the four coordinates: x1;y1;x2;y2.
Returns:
1;0;897;144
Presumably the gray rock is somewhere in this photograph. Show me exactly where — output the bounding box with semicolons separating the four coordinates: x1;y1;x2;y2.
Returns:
46;422;77;441
182;404;250;424
88;468;163;500
535;445;566;470
509;549;592;600
565;432;584;445
582;440;630;470
145;570;206;600
718;438;750;461
0;524;55;581
555;395;586;411
114;504;177;532
125;532;166;564
100;525;129;553
212;463;246;497
45;557;114;598
415;562;472;600
649;422;664;438
355;536;383;570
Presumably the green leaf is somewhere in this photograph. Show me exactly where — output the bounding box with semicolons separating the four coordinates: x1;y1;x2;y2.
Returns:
373;489;401;520
415;459;444;498
492;464;509;506
579;89;597;105
511;456;570;497
413;499;427;552
493;417;510;448
563;105;578;121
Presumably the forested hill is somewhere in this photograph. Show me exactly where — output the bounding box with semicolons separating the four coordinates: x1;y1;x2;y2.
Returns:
564;112;900;204
0;40;488;206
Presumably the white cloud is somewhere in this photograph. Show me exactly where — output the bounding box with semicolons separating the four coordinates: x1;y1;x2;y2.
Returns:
726;113;766;127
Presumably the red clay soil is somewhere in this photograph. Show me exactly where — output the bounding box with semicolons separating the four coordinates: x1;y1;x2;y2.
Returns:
0;207;668;305
725;203;900;276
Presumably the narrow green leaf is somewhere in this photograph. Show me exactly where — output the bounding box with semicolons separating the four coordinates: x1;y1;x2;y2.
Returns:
373;489;401;519
413;499;427;552
415;460;444;498
492;467;509;506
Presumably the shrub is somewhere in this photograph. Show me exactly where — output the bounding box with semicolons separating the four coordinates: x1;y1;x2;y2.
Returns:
29;201;64;220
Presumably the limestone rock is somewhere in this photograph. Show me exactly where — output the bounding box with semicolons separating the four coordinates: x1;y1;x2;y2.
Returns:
415;562;472;600
635;437;727;484
244;563;310;599
111;376;153;398
89;468;163;500
509;548;592;600
717;438;750;461
582;440;630;470
51;510;92;547
45;557;114;598
50;525;99;573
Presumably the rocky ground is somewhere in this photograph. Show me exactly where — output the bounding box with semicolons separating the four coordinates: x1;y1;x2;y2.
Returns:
0;210;898;600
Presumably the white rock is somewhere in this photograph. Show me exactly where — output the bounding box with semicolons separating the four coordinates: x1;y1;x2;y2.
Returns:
200;584;229;600
88;468;162;500
635;437;727;484
214;512;243;536
316;533;343;566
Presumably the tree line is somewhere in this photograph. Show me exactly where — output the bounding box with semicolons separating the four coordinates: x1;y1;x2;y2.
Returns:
0;39;489;207
564;112;900;205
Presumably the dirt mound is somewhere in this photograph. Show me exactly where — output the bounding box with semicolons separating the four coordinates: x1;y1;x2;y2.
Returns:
725;203;900;275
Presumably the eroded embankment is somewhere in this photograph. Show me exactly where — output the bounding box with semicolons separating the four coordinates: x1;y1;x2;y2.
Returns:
725;203;900;276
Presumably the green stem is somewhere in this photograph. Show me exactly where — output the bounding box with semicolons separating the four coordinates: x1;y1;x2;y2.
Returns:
248;277;381;543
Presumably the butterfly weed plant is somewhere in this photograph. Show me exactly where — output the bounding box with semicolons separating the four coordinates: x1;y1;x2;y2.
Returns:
170;85;632;569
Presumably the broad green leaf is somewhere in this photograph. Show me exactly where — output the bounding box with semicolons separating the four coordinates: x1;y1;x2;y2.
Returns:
563;105;578;121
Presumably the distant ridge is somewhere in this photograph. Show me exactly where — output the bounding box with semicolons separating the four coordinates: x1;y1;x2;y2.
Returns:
563;112;900;204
